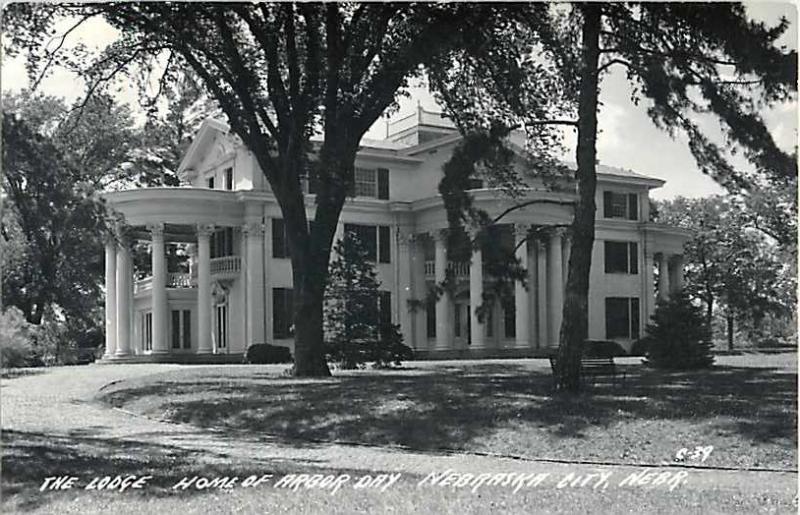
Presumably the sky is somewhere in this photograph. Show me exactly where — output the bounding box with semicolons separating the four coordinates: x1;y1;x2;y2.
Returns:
2;1;797;201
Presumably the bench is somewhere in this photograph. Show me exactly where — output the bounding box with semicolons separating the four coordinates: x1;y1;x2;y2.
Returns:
549;356;626;388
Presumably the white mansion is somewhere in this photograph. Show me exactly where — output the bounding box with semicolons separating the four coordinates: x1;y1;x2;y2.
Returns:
100;108;689;363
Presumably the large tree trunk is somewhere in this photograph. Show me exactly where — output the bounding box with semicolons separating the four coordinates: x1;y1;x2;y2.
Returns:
555;4;602;392
726;313;734;351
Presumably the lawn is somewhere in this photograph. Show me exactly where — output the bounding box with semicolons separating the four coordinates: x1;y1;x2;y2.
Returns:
99;353;797;471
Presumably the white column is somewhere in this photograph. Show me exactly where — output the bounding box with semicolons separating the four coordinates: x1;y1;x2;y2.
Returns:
514;225;530;349
549;230;564;347
412;234;428;350
469;238;485;349
433;230;449;350
536;239;548;349
244;222;266;346
397;227;414;348
149;223;169;354
115;236;132;357
657;252;670;301
197;224;213;354
104;238;117;358
644;251;656;319
670;254;685;293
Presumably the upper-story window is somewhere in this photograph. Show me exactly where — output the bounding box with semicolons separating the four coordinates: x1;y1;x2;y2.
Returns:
207;176;215;189
211;228;234;258
604;241;638;274
603;191;639;220
224;167;233;190
272;219;290;258
351;167;390;199
344;223;390;263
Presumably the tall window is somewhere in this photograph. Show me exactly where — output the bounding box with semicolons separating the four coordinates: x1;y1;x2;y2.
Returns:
344;224;390;263
142;312;153;351
211;228;234;258
171;309;191;349
207;176;215;189
426;297;436;338
272;219;290;258
273;288;294;339
216;303;228;349
503;299;516;339
224;167;233;190
603;191;639;220
604;241;638;274
379;291;392;330
605;297;640;339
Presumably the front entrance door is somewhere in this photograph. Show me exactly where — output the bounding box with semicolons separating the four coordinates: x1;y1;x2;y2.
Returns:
454;298;471;347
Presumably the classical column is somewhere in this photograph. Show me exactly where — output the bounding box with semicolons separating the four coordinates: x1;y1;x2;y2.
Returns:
412;234;428;350
657;252;670;301
115;235;132;357
670;254;685;293
514;224;530;349
149;223;169;354
644;251;656;319
397;227;414;348
548;230;564;346
536;239;548;349
104;238;117;358
469;237;485;349
197;224;214;354
433;230;450;350
244;222;266;346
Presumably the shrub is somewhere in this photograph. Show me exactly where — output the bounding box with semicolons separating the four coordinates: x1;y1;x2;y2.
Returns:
629;338;650;357
583;339;627;358
643;291;714;369
0;307;35;368
245;343;293;364
370;323;414;369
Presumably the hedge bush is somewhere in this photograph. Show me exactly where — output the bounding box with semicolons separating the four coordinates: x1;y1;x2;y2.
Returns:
0;307;35;368
244;343;293;364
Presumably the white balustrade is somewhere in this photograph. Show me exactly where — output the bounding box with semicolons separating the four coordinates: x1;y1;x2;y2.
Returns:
423;260;470;279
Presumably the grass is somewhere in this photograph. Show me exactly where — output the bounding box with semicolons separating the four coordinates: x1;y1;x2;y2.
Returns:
98;354;797;471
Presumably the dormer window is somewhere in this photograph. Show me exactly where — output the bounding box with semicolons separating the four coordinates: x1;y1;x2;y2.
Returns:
603;191;638;221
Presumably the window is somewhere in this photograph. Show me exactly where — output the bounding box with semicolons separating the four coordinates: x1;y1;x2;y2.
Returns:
224;167;233;190
351;167;390;199
207;176;215;189
503;299;516;339
216;304;228;349
603;191;639;220
426;297;436;338
272;219;290;258
605;297;640;339
142;312;152;351
273;288;294;339
211;228;234;258
454;303;462;337
171;309;191;349
604;241;638;274
344;224;390;263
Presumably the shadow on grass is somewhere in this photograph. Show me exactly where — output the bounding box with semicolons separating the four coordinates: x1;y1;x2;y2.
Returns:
1;429;384;513
99;361;797;469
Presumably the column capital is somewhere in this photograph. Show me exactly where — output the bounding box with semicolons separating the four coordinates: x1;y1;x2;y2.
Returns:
196;223;215;238
147;222;166;238
397;226;416;247
430;228;449;243
513;224;531;241
242;222;265;236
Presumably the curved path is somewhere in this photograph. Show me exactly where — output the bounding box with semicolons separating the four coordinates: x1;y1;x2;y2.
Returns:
2;364;797;513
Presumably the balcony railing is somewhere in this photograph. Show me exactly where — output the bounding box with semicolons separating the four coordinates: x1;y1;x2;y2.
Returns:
135;256;241;292
167;273;194;288
424;260;470;279
210;255;241;275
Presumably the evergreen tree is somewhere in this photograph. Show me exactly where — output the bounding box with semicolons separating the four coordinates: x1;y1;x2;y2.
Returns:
643;291;715;370
324;232;411;369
